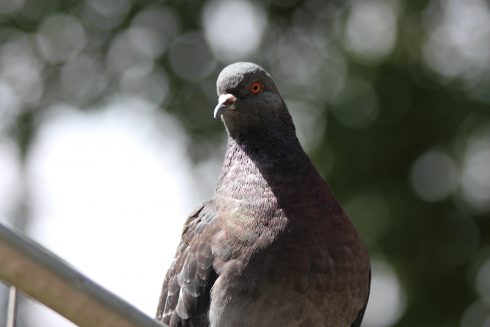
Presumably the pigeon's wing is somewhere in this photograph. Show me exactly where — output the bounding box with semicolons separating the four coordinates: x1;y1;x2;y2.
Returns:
351;269;371;327
156;201;218;327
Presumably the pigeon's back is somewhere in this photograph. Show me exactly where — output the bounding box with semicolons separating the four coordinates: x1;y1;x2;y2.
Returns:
157;62;370;327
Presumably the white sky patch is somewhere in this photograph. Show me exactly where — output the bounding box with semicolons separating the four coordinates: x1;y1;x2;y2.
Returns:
25;97;202;324
363;259;407;327
202;0;267;62
0;138;21;224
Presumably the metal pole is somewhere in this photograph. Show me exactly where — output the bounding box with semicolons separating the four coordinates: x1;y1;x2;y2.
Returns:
6;285;17;327
0;222;166;327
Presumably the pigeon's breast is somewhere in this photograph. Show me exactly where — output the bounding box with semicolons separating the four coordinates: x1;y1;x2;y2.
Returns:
208;201;369;327
208;222;370;327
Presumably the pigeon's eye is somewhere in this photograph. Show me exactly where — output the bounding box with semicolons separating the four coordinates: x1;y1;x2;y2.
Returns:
250;81;263;95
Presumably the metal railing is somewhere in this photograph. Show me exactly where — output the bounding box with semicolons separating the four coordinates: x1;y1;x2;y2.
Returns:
0;222;166;327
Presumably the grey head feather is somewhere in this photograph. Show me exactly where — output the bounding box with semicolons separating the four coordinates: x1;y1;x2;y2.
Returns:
216;62;278;97
214;62;295;141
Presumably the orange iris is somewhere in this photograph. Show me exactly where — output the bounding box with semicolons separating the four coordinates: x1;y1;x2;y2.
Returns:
250;81;263;94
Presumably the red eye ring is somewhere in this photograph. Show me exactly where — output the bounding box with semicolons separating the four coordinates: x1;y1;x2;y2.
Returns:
250;81;263;95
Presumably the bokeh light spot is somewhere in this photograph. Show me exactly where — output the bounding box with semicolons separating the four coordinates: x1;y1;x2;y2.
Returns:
423;0;490;103
169;32;217;82
461;126;490;212
203;0;267;62
331;79;379;128
0;82;20;129
475;256;490;298
119;67;169;105
106;28;156;76
0;0;25;14
461;299;490;327
36;14;86;63
88;0;129;17
1;35;44;106
131;6;180;57
343;0;399;64
266;29;336;101
82;0;130;30
410;149;460;202
60;54;108;105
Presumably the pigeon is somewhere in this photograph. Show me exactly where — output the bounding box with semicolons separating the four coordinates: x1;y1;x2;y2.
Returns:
156;62;370;327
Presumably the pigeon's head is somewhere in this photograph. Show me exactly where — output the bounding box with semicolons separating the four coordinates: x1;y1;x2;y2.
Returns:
214;62;294;138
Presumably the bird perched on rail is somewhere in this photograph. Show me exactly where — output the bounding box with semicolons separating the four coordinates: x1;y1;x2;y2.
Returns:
156;62;370;327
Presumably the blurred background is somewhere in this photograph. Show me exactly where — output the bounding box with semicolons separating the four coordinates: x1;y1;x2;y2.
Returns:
0;0;489;326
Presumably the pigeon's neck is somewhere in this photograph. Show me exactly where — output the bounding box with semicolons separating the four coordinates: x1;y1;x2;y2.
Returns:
215;134;320;214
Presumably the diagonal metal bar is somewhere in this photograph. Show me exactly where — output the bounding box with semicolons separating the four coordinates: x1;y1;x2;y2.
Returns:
0;222;166;327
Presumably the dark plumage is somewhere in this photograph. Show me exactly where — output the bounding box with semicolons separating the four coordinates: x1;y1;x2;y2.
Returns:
156;62;370;327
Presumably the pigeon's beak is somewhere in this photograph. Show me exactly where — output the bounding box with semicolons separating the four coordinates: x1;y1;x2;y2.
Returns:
214;94;237;118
